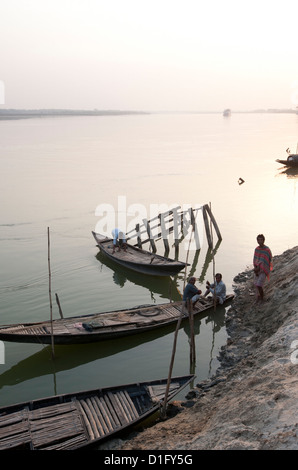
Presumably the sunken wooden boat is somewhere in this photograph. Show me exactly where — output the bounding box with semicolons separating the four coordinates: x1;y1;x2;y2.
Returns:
0;295;234;345
92;231;188;276
0;374;194;450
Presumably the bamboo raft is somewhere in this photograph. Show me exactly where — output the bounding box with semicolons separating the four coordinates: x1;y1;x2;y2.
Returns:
0;375;194;450
92;231;188;276
0;296;234;345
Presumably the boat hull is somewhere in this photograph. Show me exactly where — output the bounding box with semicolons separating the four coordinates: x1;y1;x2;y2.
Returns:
0;375;194;450
0;296;234;345
276;156;298;167
92;231;187;276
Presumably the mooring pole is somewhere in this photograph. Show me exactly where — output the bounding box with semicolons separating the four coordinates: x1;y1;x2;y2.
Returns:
209;203;217;312
47;227;55;359
161;312;183;418
188;299;196;368
161;209;198;418
55;293;64;319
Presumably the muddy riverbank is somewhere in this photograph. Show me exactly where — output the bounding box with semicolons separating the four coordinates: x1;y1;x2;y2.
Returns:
103;246;298;451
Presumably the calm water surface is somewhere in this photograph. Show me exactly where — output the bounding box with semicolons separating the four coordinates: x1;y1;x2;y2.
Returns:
0;112;297;406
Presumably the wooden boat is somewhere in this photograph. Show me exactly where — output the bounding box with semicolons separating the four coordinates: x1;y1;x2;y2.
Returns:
0;295;234;345
0;374;194;450
276;145;298;167
223;108;231;117
276;154;298;167
92;231;188;276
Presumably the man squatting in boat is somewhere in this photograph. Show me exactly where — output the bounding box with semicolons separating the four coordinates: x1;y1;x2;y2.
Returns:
112;228;127;254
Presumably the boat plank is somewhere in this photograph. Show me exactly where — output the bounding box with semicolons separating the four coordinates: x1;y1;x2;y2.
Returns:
107;392;128;426
29;402;77;419
0;426;31;450
93;396;114;432
113;392;132;423
85;398;105;437
90;397;110;435
0;419;29;440
79;399;99;440
123;391;139;419
102;395;122;428
120;391;139;420
30;413;85;449
162;305;182;317
42;434;88;450
0;408;28;427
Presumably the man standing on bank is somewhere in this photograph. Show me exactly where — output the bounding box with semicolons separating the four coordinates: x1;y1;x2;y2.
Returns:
253;234;273;302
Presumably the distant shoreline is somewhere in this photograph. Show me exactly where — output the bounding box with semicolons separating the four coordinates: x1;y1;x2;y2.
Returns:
0;109;150;120
0;108;297;120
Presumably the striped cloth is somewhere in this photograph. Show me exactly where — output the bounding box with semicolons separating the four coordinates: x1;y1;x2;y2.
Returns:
253;245;273;278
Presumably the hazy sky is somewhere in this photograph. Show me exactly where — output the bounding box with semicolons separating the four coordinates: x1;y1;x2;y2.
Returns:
1;0;298;111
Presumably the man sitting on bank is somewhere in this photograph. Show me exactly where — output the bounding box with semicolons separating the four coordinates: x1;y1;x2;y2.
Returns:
204;273;226;304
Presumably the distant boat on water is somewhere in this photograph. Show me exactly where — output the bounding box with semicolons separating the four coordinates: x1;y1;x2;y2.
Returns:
223;109;231;117
276;143;298;168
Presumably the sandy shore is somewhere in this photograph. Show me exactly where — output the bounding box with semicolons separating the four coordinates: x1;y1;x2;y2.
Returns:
103;246;298;451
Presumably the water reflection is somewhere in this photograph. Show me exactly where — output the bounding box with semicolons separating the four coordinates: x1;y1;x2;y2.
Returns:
95;239;222;296
183;303;227;375
95;251;182;301
278;167;298;179
0;328;172;390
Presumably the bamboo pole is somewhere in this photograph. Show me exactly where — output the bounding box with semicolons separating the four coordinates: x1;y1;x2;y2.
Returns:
202;205;212;248
159;213;169;255
209;203;217;312
204;203;222;241
142;218;156;252
136;223;142;248
47;227;55;359
161;312;183;419
161;209;198;418
172;207;180;255
187;299;196;368
184;210;197;363
55;293;64;319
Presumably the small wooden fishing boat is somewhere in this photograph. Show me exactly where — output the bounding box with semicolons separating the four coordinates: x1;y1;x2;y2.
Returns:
276;145;298;167
0;375;194;450
0;296;234;345
276;154;298;167
92;231;188;276
223;108;231;117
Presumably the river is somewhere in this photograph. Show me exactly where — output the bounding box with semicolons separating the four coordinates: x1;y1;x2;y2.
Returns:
0;111;297;406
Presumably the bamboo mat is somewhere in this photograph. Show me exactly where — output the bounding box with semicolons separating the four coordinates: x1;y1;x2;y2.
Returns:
0;389;143;450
